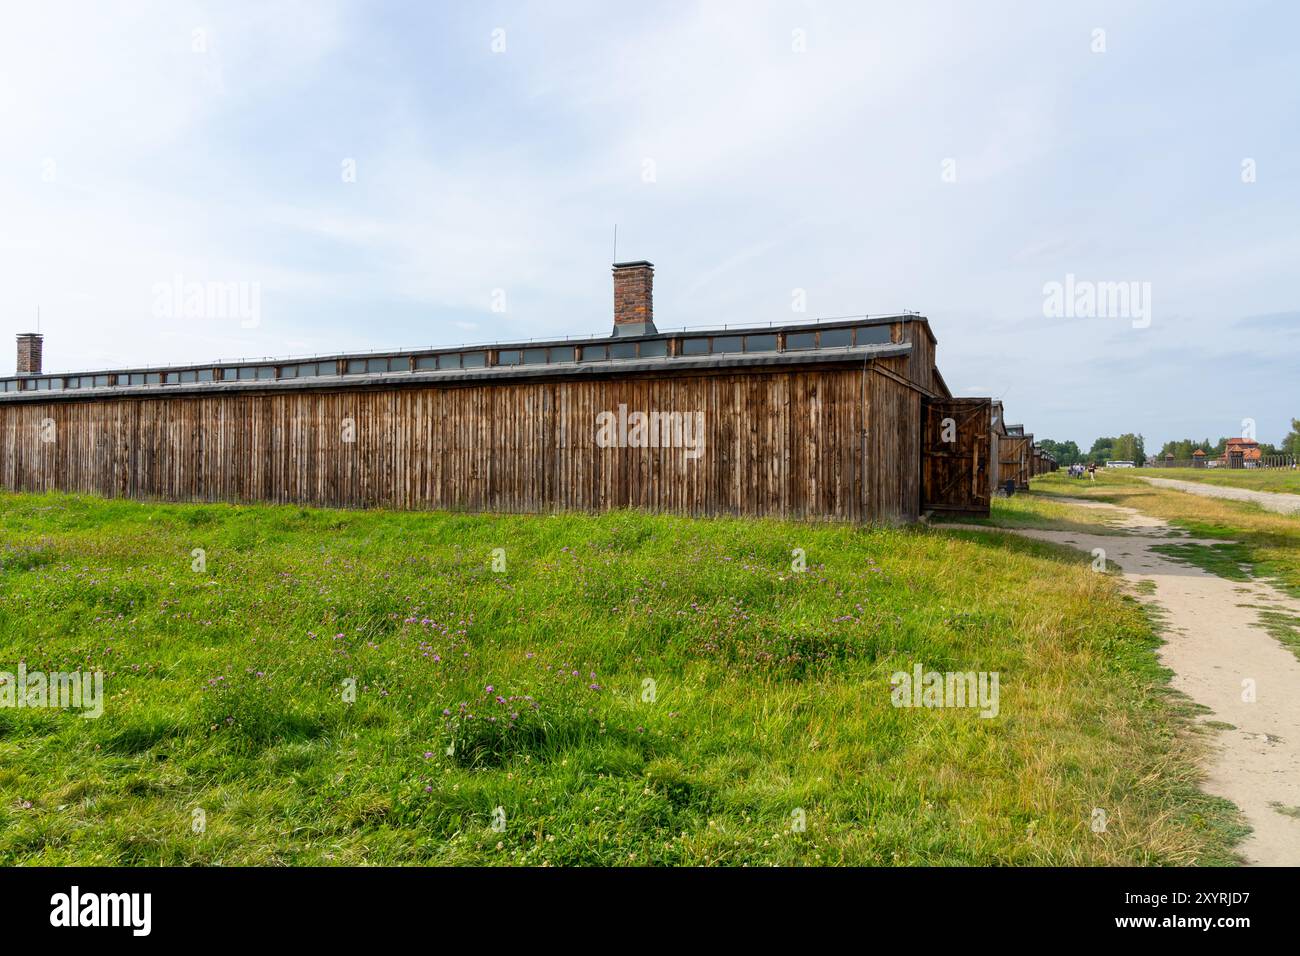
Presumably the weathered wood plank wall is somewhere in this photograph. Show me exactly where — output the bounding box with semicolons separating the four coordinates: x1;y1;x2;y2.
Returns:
999;435;1032;489
865;368;922;522
989;434;1001;497
901;325;938;396
920;397;991;516
0;365;923;522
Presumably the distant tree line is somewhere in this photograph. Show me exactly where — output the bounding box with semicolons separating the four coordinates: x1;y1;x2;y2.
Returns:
1035;435;1143;465
1090;434;1145;465
1036;438;1082;465
1036;418;1299;466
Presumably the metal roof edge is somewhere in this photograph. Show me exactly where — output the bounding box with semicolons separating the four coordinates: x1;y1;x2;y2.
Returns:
0;343;913;404
2;314;927;382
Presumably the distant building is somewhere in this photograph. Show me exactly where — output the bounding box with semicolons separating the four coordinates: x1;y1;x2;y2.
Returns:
1192;448;1206;468
1222;438;1261;468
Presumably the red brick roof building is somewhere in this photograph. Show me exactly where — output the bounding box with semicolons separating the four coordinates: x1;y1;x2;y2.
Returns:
1222;438;1261;467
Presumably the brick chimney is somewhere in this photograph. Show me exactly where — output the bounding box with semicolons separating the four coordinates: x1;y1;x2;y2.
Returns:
612;261;656;337
16;333;43;375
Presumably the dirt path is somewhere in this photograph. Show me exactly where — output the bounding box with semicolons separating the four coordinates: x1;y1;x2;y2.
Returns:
980;497;1300;865
1138;476;1300;515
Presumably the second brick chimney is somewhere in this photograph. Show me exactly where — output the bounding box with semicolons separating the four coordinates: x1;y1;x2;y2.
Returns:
612;261;656;337
16;333;43;375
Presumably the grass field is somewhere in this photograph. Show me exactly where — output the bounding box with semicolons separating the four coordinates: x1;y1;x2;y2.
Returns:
0;491;1244;865
934;490;1130;536
1131;467;1300;495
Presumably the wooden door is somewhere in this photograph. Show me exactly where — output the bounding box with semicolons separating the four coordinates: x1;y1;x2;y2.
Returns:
922;397;991;516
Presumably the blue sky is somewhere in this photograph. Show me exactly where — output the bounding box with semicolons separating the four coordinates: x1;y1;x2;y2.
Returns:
1;1;1296;449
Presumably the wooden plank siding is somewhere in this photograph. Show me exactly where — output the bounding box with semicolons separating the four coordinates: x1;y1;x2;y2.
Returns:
902;324;938;396
920;397;992;516
988;403;1006;498
988;432;1001;497
0;364;924;523
864;367;922;522
998;435;1032;489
